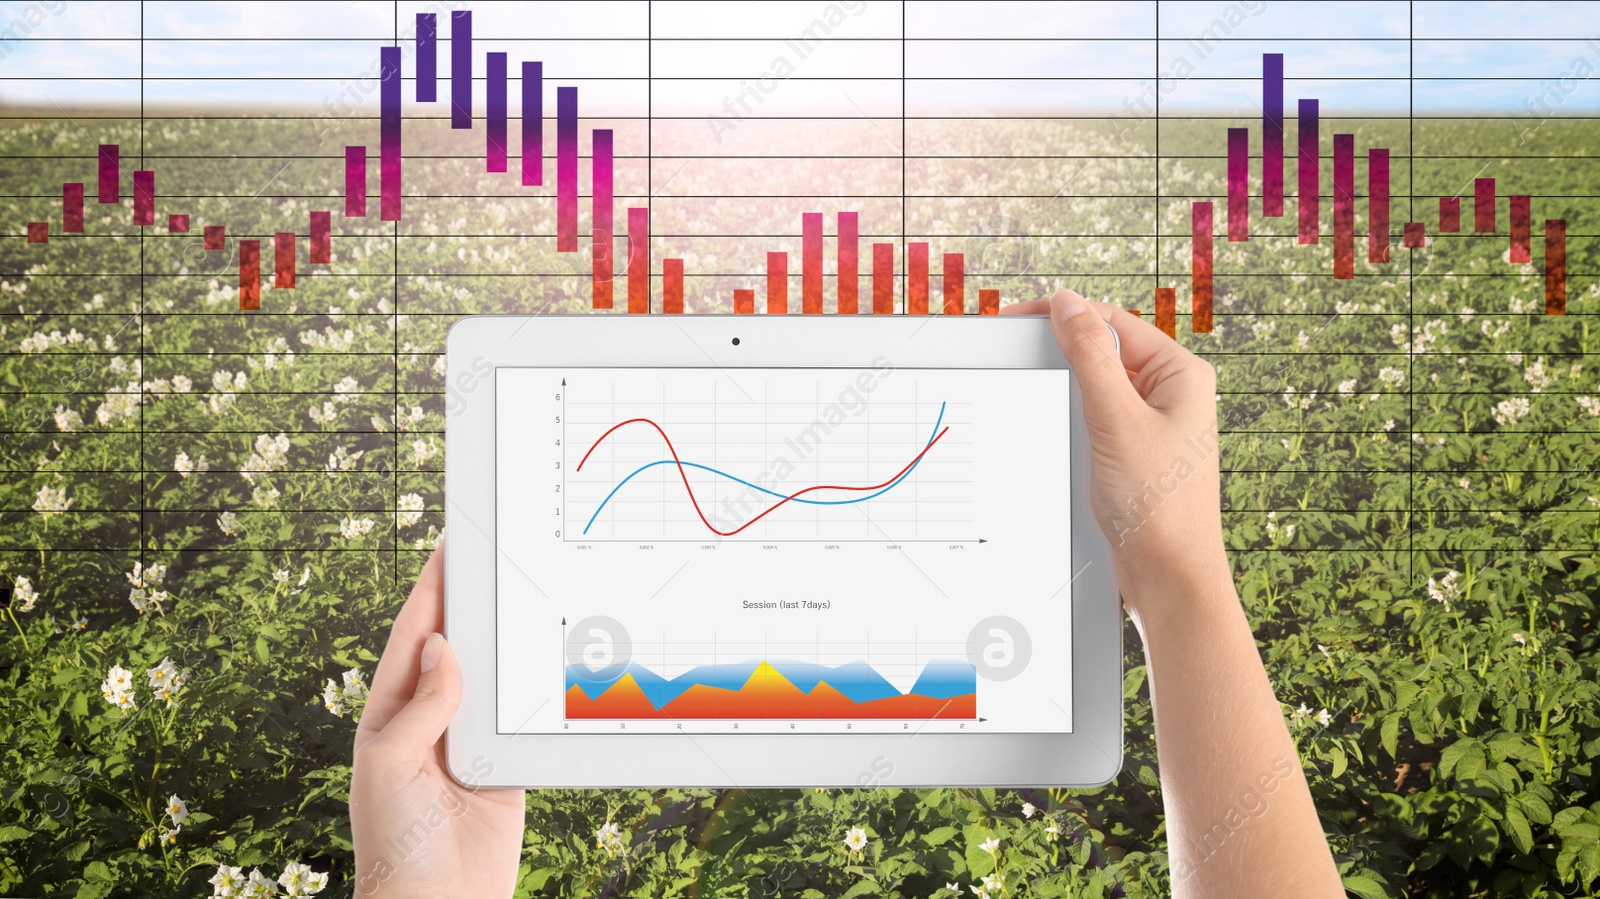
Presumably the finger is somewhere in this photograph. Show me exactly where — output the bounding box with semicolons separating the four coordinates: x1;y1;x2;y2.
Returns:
1100;306;1217;412
998;298;1049;315
1047;290;1145;416
358;547;444;741
366;633;461;767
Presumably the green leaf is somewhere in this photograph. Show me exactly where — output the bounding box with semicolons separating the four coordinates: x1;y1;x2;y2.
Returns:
0;826;32;843
921;826;959;846
1505;805;1533;854
73;883;113;899
1328;744;1348;779
839;881;882;899
254;635;271;665
83;860;112;882
1341;874;1389;899
1380;714;1400;759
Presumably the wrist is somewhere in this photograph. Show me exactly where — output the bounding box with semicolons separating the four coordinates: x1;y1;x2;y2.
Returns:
1114;537;1237;625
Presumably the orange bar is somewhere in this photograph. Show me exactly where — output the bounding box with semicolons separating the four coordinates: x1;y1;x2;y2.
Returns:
1546;219;1566;315
274;232;295;289
627;207;649;314
802;212;823;313
240;240;261;310
872;243;893;314
26;222;47;243
733;289;755;314
663;258;683;314
978;289;999;315
908;242;929;314
1129;310;1142;318
942;253;964;314
1154;287;1176;338
766;251;787;314
1191;202;1213;333
838;211;859;314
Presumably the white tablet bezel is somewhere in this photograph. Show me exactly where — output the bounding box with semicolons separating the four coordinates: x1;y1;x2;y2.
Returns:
445;314;1122;788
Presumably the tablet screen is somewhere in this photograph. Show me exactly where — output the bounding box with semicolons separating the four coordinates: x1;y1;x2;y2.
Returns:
494;363;1075;735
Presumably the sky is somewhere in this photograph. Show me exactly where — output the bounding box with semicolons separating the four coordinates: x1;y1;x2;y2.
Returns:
0;0;1596;115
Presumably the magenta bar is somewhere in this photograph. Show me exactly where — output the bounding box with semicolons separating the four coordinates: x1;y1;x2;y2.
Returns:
802;212;823;313
380;47;402;222
557;86;577;252
522;62;543;186
1440;197;1461;232
310;211;331;264
1297;99;1319;244
1332;134;1354;279
1475;178;1495;232
1192;201;1213;332
133;171;154;226
451;10;472;129
486;52;507;173
416;13;437;102
592;129;614;309
97;144;118;203
1509;194;1531;263
1403;222;1426;249
63;183;84;232
1368;148;1390;263
168;214;189;233
1263;53;1284;217
1227;128;1248;242
344;146;366;217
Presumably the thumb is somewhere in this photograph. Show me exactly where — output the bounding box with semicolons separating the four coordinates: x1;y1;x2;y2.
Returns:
373;632;461;761
1046;290;1142;421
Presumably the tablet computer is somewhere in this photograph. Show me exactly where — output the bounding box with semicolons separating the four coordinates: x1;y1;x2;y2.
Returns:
445;314;1122;787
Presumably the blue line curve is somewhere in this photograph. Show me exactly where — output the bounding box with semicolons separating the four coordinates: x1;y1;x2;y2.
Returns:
581;401;947;535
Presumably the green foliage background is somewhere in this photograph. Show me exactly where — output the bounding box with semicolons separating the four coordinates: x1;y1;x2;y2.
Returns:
1;108;1598;899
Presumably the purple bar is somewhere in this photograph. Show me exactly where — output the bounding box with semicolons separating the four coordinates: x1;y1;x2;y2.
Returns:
1368;149;1389;263
1297;99;1319;244
451;10;472;129
345;146;366;217
133;171;154;226
592;129;614;309
416;13;437;102
380;47;402;222
556;86;578;252
97;144;118;203
1333;134;1354;279
1227;128;1248;242
1475;178;1496;233
63;183;84;232
487;52;507;173
522;62;543;186
1263;53;1284;217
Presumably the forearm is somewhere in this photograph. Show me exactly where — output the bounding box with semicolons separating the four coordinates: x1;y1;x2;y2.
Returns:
1121;546;1343;899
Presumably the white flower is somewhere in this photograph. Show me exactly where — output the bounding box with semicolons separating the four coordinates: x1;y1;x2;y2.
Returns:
341;667;368;701
844;825;868;854
252;486;280;509
1316;708;1333;727
166;794;189;826
242;433;291;484
332;377;362;402
980;836;1000;854
1513;632;1526;645
410;437;438;466
277;861;329;896
396;493;424;528
32;484;72;516
53;405;82;432
174;452;195;477
148;658;179;689
243;867;279;898
1317;643;1330;659
273;569;289;585
1336;378;1357;397
1378;367;1405;387
1576;396;1600;417
171;374;192;393
12;576;36;612
218;511;240;536
982;874;1004;891
339;517;375;540
1021;802;1036;818
1427;569;1461;611
128;587;167;615
323;678;345;717
1045;822;1061;841
298;566;311;587
1492;396;1531;427
209;865;246;897
947;884;961;892
326;446;363;474
1291;702;1311;723
308;401;339;425
596;821;626;855
159;825;181;844
101;664;136;710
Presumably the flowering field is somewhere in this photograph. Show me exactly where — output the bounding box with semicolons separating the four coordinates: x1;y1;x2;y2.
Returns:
1;111;1598;899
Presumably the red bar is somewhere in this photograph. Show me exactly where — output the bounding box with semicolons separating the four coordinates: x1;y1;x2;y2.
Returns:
274;232;296;289
1368;149;1390;264
240;240;261;310
1297;99;1319;244
767;251;787;314
1332;134;1354;280
1154;287;1176;338
733;289;755;314
1474;178;1496;233
627;207;649;314
802;212;823;313
838;211;859;314
27;222;47;243
1192;202;1213;333
133;171;154;226
345;147;367;217
307;211;330;264
1129;310;1142;318
663;258;684;314
1227;128;1248;242
168;214;189;233
98;145;118;204
978;289;999;315
942;253;964;314
1439;197;1461;232
1509;195;1531;264
592;129;614;309
1546;219;1566;315
204;225;225;250
872;243;893;314
908;242;929;314
63;183;84;233
1403;222;1426;249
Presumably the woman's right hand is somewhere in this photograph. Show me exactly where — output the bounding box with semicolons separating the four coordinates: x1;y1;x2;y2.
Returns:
1001;289;1223;620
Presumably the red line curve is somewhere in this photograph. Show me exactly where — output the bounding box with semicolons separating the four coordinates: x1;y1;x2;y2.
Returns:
576;417;950;537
